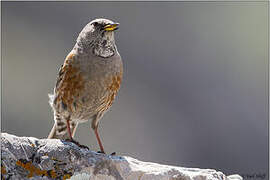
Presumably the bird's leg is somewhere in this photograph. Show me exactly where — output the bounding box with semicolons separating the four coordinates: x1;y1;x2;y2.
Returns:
92;116;115;155
66;118;73;140
65;118;88;149
94;124;105;154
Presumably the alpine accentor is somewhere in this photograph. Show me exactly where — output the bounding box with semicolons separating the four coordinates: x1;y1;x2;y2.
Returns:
48;18;123;153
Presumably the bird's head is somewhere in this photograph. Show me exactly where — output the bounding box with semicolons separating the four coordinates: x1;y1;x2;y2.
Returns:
76;18;120;58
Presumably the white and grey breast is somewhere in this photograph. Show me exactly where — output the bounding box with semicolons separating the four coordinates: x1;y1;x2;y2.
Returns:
73;53;123;120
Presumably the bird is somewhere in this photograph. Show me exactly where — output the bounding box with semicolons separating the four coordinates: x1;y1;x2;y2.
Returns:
48;18;123;154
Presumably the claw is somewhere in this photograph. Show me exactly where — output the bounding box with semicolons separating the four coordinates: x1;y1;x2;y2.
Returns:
97;150;105;154
65;138;89;149
96;151;116;156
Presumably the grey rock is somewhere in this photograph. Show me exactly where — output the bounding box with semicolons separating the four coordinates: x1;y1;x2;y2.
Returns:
1;133;242;180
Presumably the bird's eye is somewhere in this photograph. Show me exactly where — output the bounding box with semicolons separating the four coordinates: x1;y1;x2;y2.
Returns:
92;22;98;26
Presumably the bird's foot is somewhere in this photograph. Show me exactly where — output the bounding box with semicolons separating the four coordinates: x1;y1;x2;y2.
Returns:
65;138;89;149
97;151;116;156
97;150;105;154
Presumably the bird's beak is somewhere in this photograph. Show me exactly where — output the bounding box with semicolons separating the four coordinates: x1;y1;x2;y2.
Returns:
104;23;119;31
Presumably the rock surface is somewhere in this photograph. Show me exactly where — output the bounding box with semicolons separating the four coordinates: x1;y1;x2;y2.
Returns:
1;133;242;180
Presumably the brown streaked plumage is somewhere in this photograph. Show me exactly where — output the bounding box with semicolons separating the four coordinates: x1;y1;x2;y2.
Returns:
48;18;123;153
56;54;85;112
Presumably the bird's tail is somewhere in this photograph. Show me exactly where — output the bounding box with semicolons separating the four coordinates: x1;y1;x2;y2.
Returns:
48;119;78;140
48;94;78;139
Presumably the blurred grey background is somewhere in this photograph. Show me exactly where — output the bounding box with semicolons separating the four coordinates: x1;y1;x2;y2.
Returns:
1;2;268;179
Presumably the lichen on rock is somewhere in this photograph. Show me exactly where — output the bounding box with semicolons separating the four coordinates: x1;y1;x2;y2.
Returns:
1;133;242;180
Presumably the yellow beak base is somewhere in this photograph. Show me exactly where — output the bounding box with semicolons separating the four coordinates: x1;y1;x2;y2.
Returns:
104;23;119;31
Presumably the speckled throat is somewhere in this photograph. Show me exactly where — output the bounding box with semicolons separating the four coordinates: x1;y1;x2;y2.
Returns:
91;38;116;58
